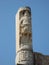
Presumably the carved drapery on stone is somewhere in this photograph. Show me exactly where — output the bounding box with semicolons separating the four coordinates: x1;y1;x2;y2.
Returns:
19;8;32;48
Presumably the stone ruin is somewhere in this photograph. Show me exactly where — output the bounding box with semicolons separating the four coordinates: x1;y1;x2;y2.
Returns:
15;7;49;65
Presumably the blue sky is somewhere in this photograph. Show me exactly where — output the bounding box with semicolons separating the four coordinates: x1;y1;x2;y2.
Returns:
0;0;49;65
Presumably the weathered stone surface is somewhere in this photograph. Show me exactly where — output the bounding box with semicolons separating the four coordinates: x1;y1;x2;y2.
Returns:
15;7;33;65
34;52;49;65
15;6;49;65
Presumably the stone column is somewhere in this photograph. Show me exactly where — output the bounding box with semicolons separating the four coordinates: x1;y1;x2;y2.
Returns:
15;7;33;65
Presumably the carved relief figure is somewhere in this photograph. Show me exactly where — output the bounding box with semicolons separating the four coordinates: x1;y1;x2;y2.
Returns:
19;9;32;47
20;10;31;34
